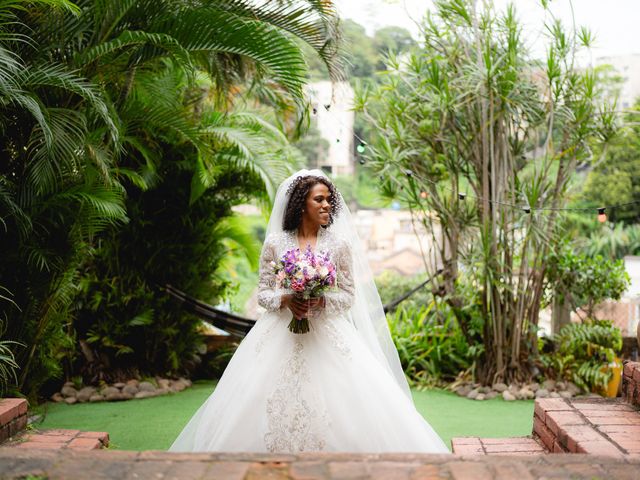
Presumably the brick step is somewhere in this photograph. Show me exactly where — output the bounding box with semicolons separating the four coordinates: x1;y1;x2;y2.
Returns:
623;360;640;407
534;397;640;457
4;428;109;450
0;399;28;444
451;436;547;455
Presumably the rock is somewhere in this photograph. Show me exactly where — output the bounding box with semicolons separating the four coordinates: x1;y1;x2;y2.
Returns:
113;382;126;389
60;386;78;398
478;386;491;394
101;386;120;397
170;381;187;393
466;388;480;400
135;391;156;399
559;390;573;399
157;378;171;389
455;385;471;397
535;388;549;398
63;381;75;388
179;377;192;388
549;391;561;398
106;392;126;401
508;384;520;394
475;393;486;401
542;379;556;391
518;388;535;400
156;388;170;396
556;381;566;391
64;397;77;405
89;394;104;403
485;391;498;400
126;379;140;387
492;383;508;393
529;382;540;392
502;391;516;401
120;392;133;400
566;382;581;395
122;384;139;396
51;393;64;403
77;387;96;403
138;381;156;392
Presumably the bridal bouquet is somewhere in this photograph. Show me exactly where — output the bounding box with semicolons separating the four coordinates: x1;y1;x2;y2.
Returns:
274;246;337;334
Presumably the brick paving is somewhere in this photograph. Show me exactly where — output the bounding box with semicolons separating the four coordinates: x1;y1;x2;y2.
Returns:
0;448;638;479
534;396;640;456
451;436;547;455
3;428;110;450
623;360;640;407
0;398;27;444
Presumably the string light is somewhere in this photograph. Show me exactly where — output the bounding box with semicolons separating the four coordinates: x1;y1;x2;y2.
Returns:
597;207;607;223
310;106;640;220
312;107;317;115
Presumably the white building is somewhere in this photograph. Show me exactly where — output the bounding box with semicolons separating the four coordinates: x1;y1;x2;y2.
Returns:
306;81;355;177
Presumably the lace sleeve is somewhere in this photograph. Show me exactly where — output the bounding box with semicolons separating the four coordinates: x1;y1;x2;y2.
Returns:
257;235;282;311
324;238;355;316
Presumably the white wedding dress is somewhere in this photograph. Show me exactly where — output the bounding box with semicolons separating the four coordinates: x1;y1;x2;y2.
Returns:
169;225;449;453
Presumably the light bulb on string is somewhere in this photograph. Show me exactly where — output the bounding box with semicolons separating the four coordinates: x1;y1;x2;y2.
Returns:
359;158;365;165
458;192;466;200
597;207;607;223
523;206;531;214
312;107;317;115
356;142;366;154
420;191;429;199
324;104;331;111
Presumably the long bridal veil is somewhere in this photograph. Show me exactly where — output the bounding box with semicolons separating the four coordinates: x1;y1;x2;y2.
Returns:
266;169;411;399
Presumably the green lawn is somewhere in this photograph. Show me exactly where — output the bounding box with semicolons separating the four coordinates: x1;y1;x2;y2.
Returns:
32;382;534;451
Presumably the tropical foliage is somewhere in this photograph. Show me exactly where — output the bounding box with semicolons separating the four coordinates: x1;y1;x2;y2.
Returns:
540;320;622;392
0;0;342;398
356;0;618;385
388;304;480;389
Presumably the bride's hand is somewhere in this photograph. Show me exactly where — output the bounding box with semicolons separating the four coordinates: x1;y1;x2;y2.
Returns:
281;294;309;319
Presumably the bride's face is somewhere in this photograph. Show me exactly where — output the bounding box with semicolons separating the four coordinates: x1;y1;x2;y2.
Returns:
304;183;331;226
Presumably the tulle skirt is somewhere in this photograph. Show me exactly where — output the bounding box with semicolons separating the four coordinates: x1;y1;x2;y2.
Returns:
169;309;449;453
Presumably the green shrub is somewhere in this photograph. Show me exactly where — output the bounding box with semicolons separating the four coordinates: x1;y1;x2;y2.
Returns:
540;320;622;392
375;271;433;312
388;303;478;389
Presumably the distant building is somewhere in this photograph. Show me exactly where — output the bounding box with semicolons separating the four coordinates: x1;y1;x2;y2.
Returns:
353;209;443;276
306;81;355;177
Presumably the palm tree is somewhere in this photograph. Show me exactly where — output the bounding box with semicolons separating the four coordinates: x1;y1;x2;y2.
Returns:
1;0;343;396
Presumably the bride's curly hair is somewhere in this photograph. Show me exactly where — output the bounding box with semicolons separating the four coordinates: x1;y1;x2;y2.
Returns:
283;175;342;231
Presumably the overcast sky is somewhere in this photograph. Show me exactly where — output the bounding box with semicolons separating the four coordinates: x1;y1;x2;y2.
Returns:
335;0;639;61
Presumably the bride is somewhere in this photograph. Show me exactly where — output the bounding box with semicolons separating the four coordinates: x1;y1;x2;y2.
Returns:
169;169;449;453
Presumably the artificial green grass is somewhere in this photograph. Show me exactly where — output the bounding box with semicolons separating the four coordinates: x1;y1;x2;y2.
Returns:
411;389;534;449
32;382;534;451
